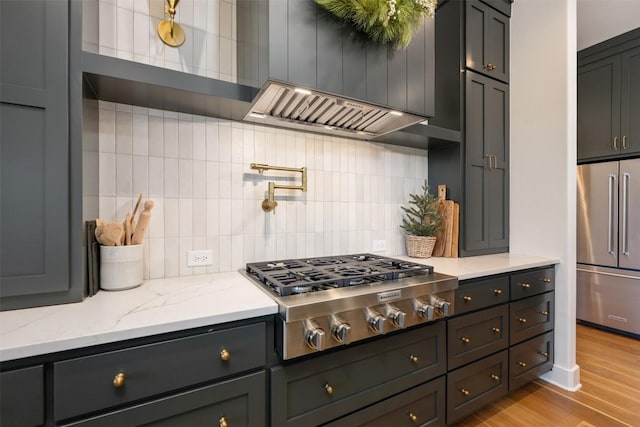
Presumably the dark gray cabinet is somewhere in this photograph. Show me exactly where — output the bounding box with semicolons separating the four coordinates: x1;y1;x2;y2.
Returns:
0;0;77;309
466;0;510;83
0;365;44;427
578;33;640;161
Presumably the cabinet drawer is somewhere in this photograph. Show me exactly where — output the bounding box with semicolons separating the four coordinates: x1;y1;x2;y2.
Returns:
324;376;446;427
271;321;446;427
446;350;508;424
54;322;266;421
510;292;554;345
0;365;44;427
62;370;266;427
510;267;555;300
455;276;509;314
509;331;554;391
447;304;509;370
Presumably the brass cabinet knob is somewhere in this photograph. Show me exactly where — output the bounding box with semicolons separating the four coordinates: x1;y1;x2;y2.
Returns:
219;416;228;427
408;412;418;423
220;348;230;361
113;372;125;388
518;317;527;324
521;283;531;289
409;355;419;363
539;311;549;316
324;383;334;395
460;388;470;396
518;361;527;367
485;63;495;70
463;296;472;302
493;289;503;295
540;351;549;357
461;337;471;344
490;374;500;381
491;327;501;333
542;278;552;283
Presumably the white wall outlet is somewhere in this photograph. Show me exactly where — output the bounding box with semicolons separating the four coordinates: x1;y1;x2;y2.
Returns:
187;250;213;267
372;240;386;252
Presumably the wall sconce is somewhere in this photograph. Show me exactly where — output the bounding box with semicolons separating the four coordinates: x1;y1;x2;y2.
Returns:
250;163;307;213
158;0;185;47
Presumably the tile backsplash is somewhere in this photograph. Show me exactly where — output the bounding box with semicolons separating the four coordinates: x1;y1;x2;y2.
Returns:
89;101;430;279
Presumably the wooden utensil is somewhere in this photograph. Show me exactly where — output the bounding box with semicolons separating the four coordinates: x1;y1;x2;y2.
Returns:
435;185;455;257
451;202;459;258
100;222;125;246
432;187;447;257
132;200;154;245
124;212;132;245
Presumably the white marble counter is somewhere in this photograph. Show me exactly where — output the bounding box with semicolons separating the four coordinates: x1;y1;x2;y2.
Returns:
395;253;559;280
0;272;278;362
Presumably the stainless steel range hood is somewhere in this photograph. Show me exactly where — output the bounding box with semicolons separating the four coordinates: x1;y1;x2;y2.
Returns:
243;80;428;140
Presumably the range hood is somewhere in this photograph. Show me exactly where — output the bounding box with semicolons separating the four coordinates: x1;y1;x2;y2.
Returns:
243;80;428;140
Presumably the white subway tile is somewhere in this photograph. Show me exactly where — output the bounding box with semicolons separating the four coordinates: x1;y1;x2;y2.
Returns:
179;198;193;237
148;156;164;197
192;118;206;160
179;159;193;198
164;158;179;197
219;235;232;271
164;117;179;158
148;197;164;238
149;237;165;278
133;113;149;156
206;199;220;237
164;198;180;238
164;237;180;277
192;160;206;198
133;11;150;56
99;153;116;196
218;201;231;236
116;111;133;154
99;1;116;49
116;7;134;53
99;109;116;153
132;155;149;197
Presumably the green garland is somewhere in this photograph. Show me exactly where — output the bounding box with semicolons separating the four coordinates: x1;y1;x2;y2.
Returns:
315;0;437;48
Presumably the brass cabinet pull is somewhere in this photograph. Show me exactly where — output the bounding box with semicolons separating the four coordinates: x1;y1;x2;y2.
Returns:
492;327;501;333
220;348;230;361
409;355;419;363
461;337;471;344
518;361;527;367
485;63;495;70
460;388;470;396
540;351;549;357
219;416;228;427
493;289;503;295
113;372;125;388
623;135;628;149
521;283;531;289
324;383;334;395
408;412;418;423
490;374;500;381
539;310;549;316
613;136;619;150
463;296;472;302
518;317;527;324
542;278;552;283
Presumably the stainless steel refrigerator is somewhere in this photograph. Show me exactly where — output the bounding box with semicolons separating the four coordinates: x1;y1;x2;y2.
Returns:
577;159;640;336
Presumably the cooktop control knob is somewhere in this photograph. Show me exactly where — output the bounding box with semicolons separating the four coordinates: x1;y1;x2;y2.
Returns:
386;305;406;328
304;320;325;350
414;298;435;320
431;296;452;316
332;321;352;345
365;308;386;334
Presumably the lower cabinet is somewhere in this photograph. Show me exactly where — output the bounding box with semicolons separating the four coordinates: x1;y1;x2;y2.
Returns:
0;365;44;427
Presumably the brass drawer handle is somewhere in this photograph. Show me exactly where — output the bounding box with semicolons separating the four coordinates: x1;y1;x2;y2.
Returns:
521;283;531;289
539;311;549;316
409;355;419;363
324;383;334;395
540;351;549;357
490;374;500;381
623;135;628;150
408;412;418;423
518;361;527;367
613;136;619;150
491;327;501;333
463;296;472;302
461;337;471;344
542;278;552;283
493;289;503;295
220;348;230;361
460;388;470;396
219;416;228;427
519;317;527;324
113;372;125;388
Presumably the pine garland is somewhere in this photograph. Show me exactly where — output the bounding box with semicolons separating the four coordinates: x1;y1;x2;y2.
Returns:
315;0;437;48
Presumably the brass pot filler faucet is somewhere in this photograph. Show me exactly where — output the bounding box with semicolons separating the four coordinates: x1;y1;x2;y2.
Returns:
250;163;307;213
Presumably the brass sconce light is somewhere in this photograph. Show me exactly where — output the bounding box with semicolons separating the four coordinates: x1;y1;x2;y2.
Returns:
250;163;307;213
158;0;185;47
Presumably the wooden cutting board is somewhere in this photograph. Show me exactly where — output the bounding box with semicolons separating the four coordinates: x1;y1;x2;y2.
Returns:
433;185;459;258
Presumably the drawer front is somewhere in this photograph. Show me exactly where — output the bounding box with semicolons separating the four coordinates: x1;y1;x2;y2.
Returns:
0;365;44;427
510;267;555;300
271;321;446;427
510;292;554;344
455;276;509;314
324;376;446;427
62;371;266;427
54;322;266;421
509;331;554;391
447;304;509;370
446;350;508;424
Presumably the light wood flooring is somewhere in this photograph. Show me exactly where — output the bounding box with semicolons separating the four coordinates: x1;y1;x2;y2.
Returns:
454;324;640;427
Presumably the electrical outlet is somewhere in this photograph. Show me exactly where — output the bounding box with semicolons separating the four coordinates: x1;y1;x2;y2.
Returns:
187;250;213;267
372;240;386;252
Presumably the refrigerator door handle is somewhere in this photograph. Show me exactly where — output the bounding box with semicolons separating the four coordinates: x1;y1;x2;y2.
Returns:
608;174;617;255
622;172;630;257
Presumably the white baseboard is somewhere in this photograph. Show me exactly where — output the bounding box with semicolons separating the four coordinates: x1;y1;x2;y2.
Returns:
540;363;582;391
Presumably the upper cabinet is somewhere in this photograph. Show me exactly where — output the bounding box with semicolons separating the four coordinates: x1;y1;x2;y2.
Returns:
237;0;435;117
465;0;510;83
578;29;640;162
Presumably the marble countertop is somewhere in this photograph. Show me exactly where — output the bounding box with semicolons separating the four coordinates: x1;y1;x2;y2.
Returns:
0;253;558;363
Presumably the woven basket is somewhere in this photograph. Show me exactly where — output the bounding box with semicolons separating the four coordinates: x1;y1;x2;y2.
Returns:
405;235;437;258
